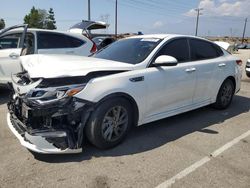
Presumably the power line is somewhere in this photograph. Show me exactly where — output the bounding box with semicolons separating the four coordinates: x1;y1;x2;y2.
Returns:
142;0;194;10
124;0;191;15
107;0;186;18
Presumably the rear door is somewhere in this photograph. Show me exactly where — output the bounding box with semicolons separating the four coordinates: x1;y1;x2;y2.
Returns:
37;32;89;56
144;38;196;121
189;39;224;104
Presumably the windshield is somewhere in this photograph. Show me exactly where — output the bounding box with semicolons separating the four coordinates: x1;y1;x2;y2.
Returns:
94;38;161;64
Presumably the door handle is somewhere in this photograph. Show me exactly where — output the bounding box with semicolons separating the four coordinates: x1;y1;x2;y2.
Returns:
9;53;19;59
218;63;226;67
185;68;196;73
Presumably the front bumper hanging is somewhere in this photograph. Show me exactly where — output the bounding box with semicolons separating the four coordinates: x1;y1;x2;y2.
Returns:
7;113;82;154
7;96;93;154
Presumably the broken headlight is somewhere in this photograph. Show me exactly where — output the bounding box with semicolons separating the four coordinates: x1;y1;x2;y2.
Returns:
25;84;86;105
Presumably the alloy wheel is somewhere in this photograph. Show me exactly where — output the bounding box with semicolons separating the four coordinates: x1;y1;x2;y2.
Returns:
101;106;129;142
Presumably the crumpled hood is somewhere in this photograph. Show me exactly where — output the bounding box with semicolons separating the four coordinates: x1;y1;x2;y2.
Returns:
20;54;135;78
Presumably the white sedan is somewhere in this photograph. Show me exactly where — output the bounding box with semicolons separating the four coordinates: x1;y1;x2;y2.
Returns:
7;34;242;154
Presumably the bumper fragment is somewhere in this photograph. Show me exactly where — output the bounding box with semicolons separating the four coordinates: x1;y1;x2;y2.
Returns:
7;113;82;154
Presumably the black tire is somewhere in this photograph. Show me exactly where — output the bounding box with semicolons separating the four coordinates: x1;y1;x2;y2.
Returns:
212;79;235;110
85;98;132;149
246;72;250;78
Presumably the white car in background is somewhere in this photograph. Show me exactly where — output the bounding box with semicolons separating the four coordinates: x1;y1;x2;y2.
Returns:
0;25;97;86
7;34;242;154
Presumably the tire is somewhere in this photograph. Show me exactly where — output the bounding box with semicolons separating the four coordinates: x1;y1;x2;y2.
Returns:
246;72;250;78
85;98;132;149
212;79;235;110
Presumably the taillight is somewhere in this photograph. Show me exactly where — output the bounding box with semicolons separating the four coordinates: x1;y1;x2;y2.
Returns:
90;42;97;53
236;60;242;66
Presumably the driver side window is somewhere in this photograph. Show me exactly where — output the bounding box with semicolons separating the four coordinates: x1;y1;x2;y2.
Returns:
154;38;190;63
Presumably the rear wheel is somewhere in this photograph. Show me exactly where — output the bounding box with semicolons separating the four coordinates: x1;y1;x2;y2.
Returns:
85;98;132;149
213;79;234;109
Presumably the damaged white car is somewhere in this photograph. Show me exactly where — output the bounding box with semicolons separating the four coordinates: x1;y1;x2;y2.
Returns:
7;34;242;154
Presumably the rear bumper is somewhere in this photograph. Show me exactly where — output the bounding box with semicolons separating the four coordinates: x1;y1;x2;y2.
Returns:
7;113;82;154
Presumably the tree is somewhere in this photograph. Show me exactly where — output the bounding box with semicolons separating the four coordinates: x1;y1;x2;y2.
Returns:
0;18;5;30
45;8;57;30
24;6;47;29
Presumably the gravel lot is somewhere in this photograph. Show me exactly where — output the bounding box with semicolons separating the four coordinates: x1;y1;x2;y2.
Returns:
0;50;249;188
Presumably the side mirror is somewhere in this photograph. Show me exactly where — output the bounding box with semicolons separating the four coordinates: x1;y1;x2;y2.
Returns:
154;55;178;66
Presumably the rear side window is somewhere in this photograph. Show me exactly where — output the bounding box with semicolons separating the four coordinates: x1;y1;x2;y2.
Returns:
0;33;21;49
37;32;85;49
155;38;190;62
66;35;85;48
213;44;224;56
190;39;222;60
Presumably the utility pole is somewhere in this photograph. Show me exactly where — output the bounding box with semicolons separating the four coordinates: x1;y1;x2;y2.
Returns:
195;8;203;36
115;0;118;37
242;18;248;44
88;0;91;21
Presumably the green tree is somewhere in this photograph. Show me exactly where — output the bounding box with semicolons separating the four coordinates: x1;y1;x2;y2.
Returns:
0;18;5;30
24;6;47;29
45;8;57;30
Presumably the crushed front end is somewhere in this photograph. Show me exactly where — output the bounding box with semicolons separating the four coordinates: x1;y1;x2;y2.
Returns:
7;72;93;154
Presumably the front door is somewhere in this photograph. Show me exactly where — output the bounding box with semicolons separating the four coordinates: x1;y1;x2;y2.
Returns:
0;33;23;84
144;38;196;122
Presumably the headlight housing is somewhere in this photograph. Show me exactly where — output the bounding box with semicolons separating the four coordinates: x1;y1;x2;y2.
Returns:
25;84;86;105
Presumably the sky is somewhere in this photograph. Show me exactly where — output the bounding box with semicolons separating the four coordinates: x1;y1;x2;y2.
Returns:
0;0;249;37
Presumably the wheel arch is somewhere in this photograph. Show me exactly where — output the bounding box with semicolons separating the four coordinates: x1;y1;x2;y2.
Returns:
226;76;236;92
95;92;140;126
212;75;236;103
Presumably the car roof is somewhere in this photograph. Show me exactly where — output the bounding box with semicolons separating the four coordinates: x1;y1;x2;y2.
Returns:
3;28;90;40
128;34;208;41
7;28;70;34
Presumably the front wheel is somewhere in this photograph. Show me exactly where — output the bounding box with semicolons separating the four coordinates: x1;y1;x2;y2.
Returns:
212;79;235;110
85;98;132;149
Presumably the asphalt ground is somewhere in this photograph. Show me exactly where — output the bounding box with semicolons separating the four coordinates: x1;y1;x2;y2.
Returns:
0;50;249;188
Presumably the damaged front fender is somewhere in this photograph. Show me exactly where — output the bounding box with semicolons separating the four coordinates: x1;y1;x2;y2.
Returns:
7;69;127;154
